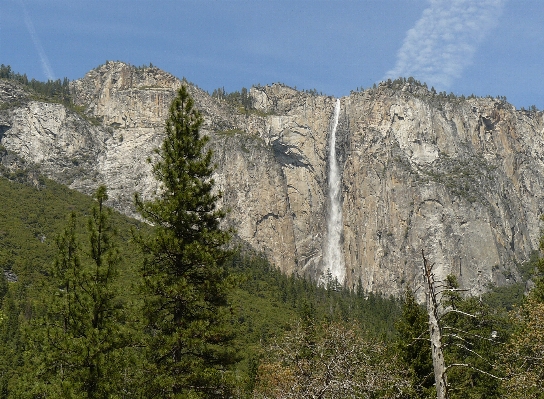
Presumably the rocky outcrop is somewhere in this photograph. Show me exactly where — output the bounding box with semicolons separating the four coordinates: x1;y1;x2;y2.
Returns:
340;86;544;296
1;63;544;297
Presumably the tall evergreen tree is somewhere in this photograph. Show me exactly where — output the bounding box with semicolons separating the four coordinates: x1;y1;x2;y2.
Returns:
135;86;236;398
441;277;505;399
23;186;128;398
396;289;434;398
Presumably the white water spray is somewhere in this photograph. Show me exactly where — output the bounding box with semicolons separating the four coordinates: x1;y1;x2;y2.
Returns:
324;99;345;285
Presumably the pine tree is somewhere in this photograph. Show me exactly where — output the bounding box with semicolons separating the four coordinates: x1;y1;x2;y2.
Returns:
443;295;505;399
396;289;434;398
135;85;236;398
23;186;128;398
421;251;505;399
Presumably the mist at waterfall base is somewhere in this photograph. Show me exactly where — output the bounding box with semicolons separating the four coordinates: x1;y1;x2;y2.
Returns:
324;99;345;286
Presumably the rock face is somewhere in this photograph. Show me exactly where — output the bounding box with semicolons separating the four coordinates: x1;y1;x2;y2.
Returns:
340;85;544;296
1;62;544;297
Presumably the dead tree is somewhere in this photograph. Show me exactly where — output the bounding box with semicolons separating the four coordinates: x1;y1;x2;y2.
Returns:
421;250;502;399
422;249;448;399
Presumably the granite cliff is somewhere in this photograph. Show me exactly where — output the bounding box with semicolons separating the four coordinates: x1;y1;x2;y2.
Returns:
1;62;543;297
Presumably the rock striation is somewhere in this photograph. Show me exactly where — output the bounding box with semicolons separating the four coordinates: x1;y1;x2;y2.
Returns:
1;62;544;297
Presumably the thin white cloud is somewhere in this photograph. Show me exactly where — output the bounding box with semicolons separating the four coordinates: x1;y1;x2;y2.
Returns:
20;0;55;80
385;0;505;89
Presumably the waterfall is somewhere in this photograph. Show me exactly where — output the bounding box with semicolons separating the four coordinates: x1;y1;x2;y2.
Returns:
324;99;345;285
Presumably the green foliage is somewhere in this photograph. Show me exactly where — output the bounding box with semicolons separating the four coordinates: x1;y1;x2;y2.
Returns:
0;148;406;398
0;177;83;283
444;298;506;398
519;104;541;114
0;64;102;126
135;86;236;398
0;173;146;397
0;171;143;285
376;76;515;111
20;187;132;398
303;88;320;96
212;86;253;111
226;249;403;395
480;251;539;312
498;232;544;398
211;86;276;116
500;298;544;398
481;284;525;312
395;289;434;398
228;249;401;342
528;231;544;302
0;286;24;397
440;276;507;399
416;152;497;204
0;64;71;106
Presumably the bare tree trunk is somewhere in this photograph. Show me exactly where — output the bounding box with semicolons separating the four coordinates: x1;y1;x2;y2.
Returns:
422;249;448;399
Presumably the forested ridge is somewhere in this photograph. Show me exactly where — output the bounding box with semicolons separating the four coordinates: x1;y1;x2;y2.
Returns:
1;71;544;398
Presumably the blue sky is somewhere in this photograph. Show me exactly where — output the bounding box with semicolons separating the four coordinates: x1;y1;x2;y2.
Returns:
1;0;543;109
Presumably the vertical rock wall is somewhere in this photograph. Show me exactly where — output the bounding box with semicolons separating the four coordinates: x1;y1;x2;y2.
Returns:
340;85;544;296
2;63;544;296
